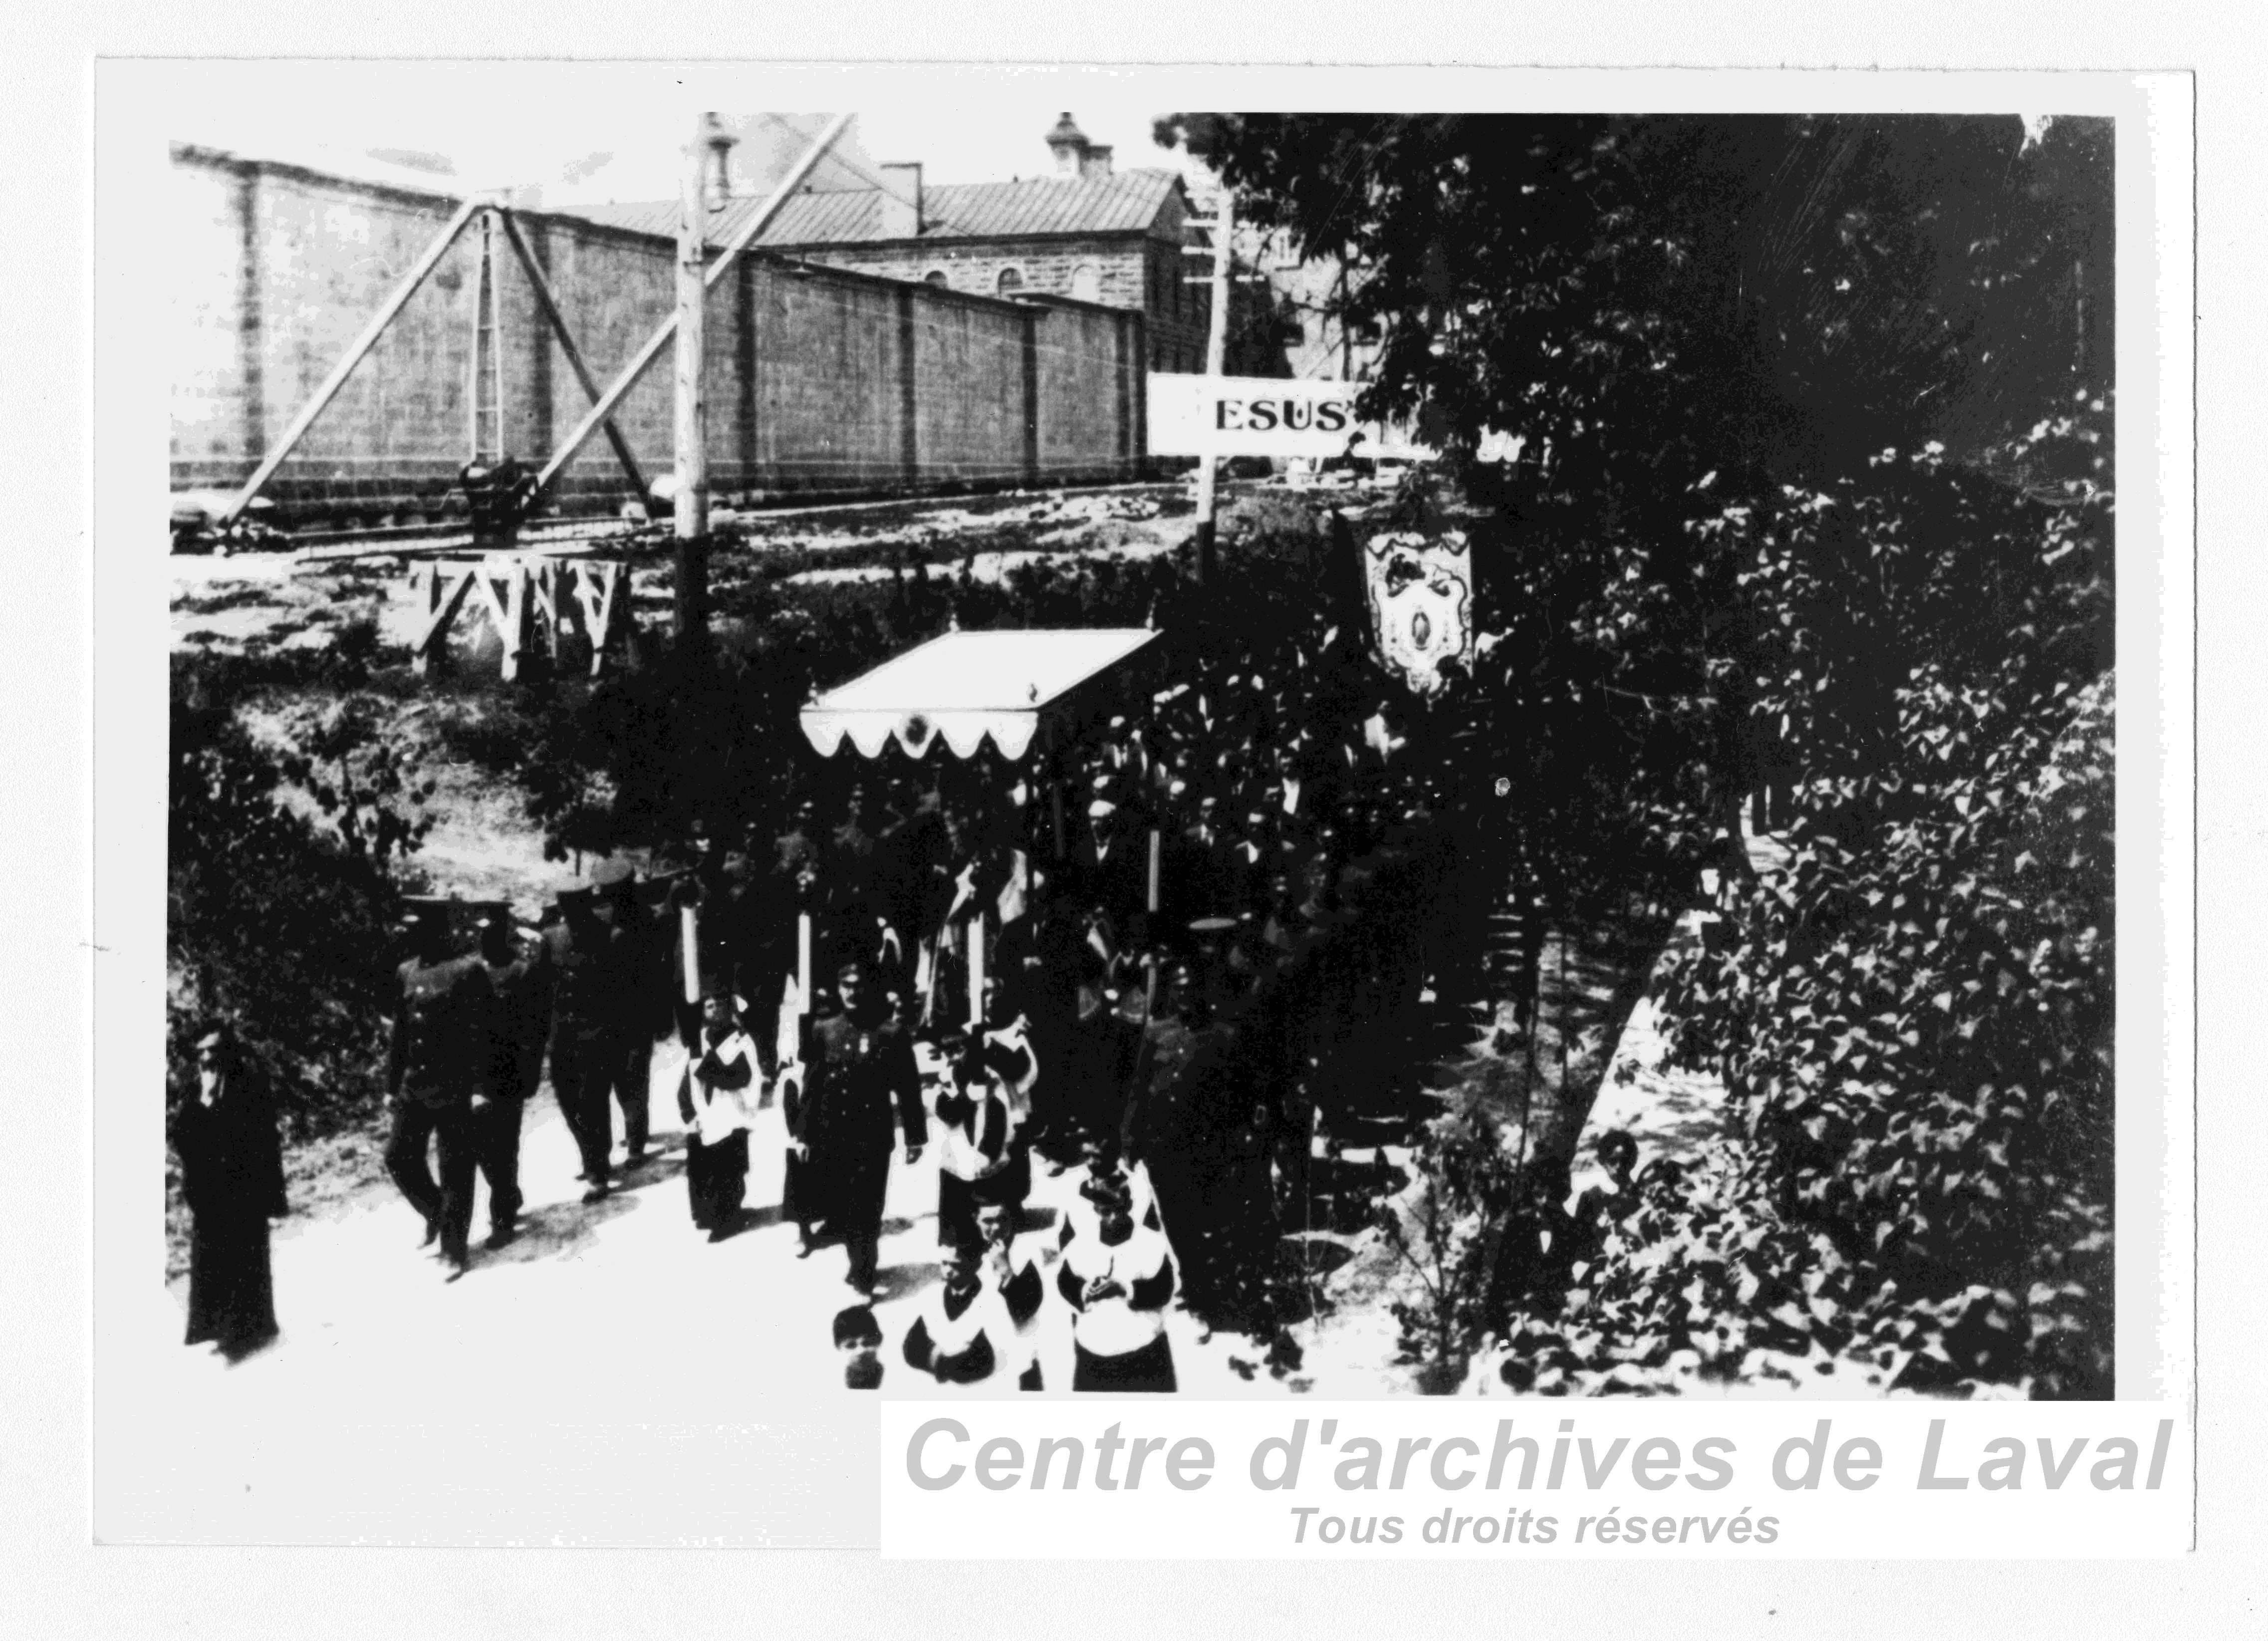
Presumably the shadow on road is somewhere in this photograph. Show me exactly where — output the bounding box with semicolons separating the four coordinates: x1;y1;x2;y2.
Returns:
871;1262;942;1305
477;1192;639;1268
709;1204;784;1241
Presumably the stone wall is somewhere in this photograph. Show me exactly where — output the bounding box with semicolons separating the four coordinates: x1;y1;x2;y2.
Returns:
171;146;1149;525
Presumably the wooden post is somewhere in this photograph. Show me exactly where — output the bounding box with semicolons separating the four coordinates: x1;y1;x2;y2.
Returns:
467;209;505;463
674;115;713;665
409;562;436;676
221;197;482;526
1190;194;1234;584
410;561;477;677
531;114;851;503
500;560;531;681
797;911;813;1019
1148;827;1162;915
530;559;561;666
468;555;532;681
570;560;626;677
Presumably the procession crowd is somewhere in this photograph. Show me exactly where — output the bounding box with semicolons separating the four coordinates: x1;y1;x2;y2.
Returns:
172;595;1520;1385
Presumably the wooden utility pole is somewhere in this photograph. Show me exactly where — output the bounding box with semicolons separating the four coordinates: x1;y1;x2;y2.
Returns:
673;113;714;663
1188;193;1234;584
532;114;849;503
467;209;505;464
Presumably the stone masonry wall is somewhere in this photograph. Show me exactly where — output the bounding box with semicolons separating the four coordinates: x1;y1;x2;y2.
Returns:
171;147;1147;525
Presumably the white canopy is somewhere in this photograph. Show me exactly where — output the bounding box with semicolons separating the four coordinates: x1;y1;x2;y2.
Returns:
799;627;1162;762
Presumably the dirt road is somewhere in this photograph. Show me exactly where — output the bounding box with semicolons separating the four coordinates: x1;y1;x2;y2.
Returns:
112;1033;1450;1543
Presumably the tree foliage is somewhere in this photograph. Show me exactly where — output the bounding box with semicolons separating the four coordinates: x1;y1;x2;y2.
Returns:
1157;113;2110;487
1155;113;2119;1395
168;625;434;1134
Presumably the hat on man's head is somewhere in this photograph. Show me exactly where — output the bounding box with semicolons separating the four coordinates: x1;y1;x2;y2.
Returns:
1087;799;1117;819
590;857;636;892
832;1305;883;1350
836;956;869;982
698;971;739;1004
397;896;450;932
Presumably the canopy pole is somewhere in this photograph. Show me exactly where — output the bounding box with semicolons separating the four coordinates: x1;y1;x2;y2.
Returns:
969;911;986;1030
680;903;701;1005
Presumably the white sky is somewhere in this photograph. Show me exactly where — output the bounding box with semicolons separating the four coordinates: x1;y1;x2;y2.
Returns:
169;64;1218;209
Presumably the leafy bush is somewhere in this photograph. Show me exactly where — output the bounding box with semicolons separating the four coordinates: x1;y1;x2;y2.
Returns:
168;632;434;1137
1500;408;2114;1397
1376;1064;1520;1391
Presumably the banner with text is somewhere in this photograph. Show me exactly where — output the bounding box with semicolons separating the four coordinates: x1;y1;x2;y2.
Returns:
881;1400;2189;1559
1147;374;1426;459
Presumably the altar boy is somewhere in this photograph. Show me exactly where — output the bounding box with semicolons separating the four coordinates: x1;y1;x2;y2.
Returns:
677;978;758;1239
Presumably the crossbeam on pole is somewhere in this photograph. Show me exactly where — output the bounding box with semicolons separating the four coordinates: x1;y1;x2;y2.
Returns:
220;197;484;526
531;113;854;501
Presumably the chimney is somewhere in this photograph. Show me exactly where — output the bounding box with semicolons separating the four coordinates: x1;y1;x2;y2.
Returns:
1079;143;1113;180
879;162;923;239
1045;112;1090;176
702;114;739;214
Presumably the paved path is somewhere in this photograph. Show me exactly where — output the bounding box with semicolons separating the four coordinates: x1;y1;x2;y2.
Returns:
115;1034;1455;1542
1566;820;1794;1198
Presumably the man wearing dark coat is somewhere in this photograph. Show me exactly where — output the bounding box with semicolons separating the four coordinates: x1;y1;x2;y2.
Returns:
385;900;493;1275
475;905;548;1247
174;1023;287;1357
590;857;669;1172
542;883;638;1204
1129;982;1282;1337
1065;797;1149;938
791;958;926;1294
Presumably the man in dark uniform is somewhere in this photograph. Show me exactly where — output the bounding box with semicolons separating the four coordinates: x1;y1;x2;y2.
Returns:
385;899;493;1276
543;881;634;1204
795;958;925;1296
590;857;664;1170
474;903;549;1248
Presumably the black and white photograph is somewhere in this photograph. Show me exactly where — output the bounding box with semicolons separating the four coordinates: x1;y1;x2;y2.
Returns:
75;56;2197;1555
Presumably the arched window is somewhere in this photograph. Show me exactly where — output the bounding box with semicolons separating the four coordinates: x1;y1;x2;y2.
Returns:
996;267;1025;295
1070;262;1101;302
923;269;950;288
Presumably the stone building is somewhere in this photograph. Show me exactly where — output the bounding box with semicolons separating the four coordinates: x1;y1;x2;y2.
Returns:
576;113;1289;378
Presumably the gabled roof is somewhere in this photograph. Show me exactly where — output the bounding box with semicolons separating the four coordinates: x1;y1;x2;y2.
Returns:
571;168;1186;249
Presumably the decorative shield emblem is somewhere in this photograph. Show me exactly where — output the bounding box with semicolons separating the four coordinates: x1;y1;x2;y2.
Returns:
1362;529;1474;696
